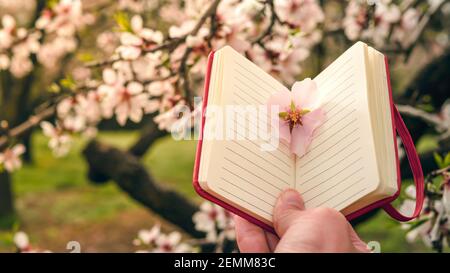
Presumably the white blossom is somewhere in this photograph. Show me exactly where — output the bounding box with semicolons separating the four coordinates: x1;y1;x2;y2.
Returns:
40;121;72;157
0;144;25;172
13;231;30;250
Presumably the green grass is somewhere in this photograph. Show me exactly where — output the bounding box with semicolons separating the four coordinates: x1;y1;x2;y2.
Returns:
0;131;438;252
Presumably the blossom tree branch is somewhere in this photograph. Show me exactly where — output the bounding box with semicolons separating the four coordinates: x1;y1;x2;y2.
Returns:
396;105;448;133
82;140;204;238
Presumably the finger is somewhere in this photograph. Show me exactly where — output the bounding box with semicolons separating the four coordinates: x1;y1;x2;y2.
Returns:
273;189;305;237
347;222;370;253
234;215;271;253
264;231;280;252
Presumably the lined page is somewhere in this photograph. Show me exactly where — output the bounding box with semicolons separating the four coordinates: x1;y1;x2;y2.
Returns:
204;46;295;222
295;42;380;212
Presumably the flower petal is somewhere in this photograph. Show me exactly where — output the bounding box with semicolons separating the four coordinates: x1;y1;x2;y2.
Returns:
291;78;320;109
267;89;292;143
127;81;143;94
102;68;117;85
290;126;312;157
302;108;326;129
290;108;325;157
278;121;291;143
267;88;292;111
12;144;26;156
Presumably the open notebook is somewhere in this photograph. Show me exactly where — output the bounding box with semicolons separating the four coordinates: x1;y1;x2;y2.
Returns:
193;42;424;232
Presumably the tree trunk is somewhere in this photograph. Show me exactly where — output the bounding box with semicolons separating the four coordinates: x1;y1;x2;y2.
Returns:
83;140;204;238
0;171;14;228
128;121;167;157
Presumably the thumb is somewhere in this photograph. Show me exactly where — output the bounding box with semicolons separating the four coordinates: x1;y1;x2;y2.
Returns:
273;189;305;237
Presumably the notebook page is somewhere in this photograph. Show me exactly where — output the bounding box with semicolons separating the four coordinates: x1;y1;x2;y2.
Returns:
295;42;380;212
204;46;295;222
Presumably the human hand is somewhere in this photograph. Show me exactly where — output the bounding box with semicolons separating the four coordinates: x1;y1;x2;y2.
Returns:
234;189;370;253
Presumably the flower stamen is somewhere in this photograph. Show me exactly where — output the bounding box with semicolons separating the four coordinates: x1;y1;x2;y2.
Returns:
279;100;310;133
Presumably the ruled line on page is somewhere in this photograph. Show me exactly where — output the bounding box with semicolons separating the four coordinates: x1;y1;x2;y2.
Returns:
222;166;278;199
300;154;363;187
299;133;359;171
313;112;357;140
230;139;291;176
224;157;284;191
318;64;354;93
233;83;266;104
233;91;253;105
314;57;352;84
234;60;281;91
326;95;355;116
304;168;364;203
301;139;361;176
231;127;292;166
233;113;291;153
323;186;367;208
232;111;291;152
306;122;359;156
231;128;291;168
218;186;273;218
315;106;356;135
322;80;355;108
221;177;275;207
225;147;290;184
234;72;273;97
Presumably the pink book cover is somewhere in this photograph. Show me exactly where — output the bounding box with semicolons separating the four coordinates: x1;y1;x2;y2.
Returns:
192;50;424;234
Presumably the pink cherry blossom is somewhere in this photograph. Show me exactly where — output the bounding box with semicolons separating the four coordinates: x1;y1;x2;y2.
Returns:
267;78;325;157
0;54;9;69
153;231;192;253
115;82;148;125
153;101;186;131
392;8;420;46
136;224;161;245
13;231;31;251
99;68;151;126
96;31;119;55
40;121;72;157
169;20;197;39
274;0;324;32
343;0;366;41
193;201;235;242
0;144;25;172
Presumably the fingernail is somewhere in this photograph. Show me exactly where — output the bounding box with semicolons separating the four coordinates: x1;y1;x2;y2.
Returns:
281;190;302;209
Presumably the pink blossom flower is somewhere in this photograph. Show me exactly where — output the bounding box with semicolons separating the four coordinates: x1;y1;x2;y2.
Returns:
153;231;192;253
9;55;33;78
96;31;118;54
99;68;151;126
117;32;143;60
112;82;148;126
0;54;10;69
0;144;25;172
267;78;325;157
169;20;197;39
13;231;31;252
193;201;235;242
343;0;366;41
116;16;163;60
136;224;161;245
153;101;186;131
40;121;72;157
392;8;420;46
274;0;324;32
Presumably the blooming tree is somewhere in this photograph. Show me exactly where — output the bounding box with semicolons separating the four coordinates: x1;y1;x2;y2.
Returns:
399;154;450;252
0;0;449;252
